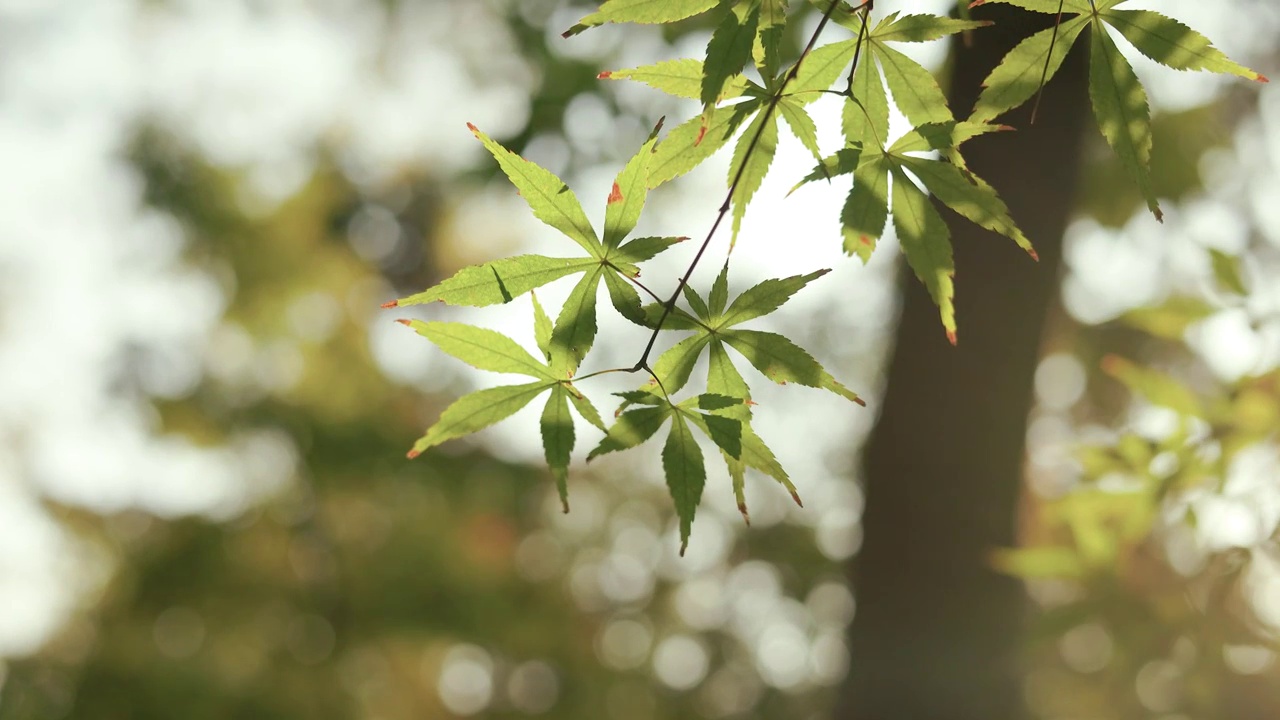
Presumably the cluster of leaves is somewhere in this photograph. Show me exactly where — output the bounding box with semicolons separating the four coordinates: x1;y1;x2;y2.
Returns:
387;0;1264;550
993;250;1279;714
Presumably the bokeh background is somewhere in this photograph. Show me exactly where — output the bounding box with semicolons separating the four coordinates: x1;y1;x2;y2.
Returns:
0;1;1278;719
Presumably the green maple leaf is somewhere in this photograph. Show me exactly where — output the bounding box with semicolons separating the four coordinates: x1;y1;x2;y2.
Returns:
605;264;861;528
973;0;1267;221
793;121;1030;342
573;0;793;93
588;391;755;553
385;123;686;375
826;11;991;151
599;7;864;244
397;317;607;512
645;264;863;402
563;0;721;37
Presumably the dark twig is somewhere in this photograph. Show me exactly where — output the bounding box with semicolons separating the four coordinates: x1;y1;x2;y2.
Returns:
844;0;874;97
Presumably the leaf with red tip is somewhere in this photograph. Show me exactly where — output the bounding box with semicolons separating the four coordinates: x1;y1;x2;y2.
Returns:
841;154;891;262
650;103;756;188
1101;9;1267;83
601;58;751;101
890;165;957;342
604;132;659;248
898;155;1036;258
564;0;719;37
380;300;398;309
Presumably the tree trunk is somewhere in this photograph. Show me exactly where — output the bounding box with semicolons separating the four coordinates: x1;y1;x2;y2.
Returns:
838;7;1091;720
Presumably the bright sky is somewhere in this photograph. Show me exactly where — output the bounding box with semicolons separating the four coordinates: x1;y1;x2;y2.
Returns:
0;0;1277;684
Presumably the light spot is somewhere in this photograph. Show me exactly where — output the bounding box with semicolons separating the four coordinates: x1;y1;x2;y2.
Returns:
507;660;559;714
1058;622;1114;673
1035;353;1087;411
437;644;495;716
652;634;708;691
597;617;652;671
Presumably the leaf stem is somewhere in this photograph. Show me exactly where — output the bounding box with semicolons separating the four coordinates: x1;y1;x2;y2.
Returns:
632;0;847;372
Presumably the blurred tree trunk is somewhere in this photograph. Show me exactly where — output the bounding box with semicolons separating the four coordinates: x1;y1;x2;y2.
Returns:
837;7;1091;720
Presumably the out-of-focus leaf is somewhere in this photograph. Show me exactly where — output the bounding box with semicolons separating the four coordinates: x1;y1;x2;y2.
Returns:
891;167;957;344
1102;354;1203;417
991;547;1087;579
1120;296;1215;339
1209;248;1248;295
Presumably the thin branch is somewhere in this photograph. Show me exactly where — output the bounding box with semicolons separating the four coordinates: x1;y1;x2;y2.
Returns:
844;0;874;97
